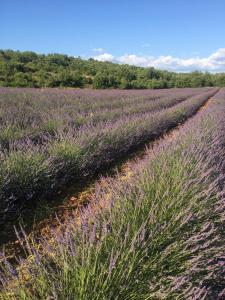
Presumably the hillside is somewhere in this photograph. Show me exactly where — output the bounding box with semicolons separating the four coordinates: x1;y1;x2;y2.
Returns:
1;49;225;89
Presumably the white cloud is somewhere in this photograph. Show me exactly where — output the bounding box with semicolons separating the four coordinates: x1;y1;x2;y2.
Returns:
118;54;150;66
93;52;114;62
91;48;225;72
92;48;105;53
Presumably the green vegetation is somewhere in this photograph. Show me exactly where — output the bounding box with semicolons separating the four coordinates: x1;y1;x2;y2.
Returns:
1;49;225;89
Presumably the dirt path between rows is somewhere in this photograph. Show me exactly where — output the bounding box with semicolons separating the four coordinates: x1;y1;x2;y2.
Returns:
1;95;214;261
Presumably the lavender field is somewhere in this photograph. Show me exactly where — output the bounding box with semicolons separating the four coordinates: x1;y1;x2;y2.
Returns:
0;87;225;299
0;87;218;224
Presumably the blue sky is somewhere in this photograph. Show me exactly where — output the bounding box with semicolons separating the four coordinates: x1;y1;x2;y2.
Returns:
1;0;225;72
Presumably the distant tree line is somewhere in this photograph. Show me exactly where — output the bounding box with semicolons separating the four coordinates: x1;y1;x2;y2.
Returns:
0;49;225;89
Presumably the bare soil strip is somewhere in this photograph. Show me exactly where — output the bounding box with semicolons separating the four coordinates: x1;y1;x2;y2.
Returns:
1;95;216;261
